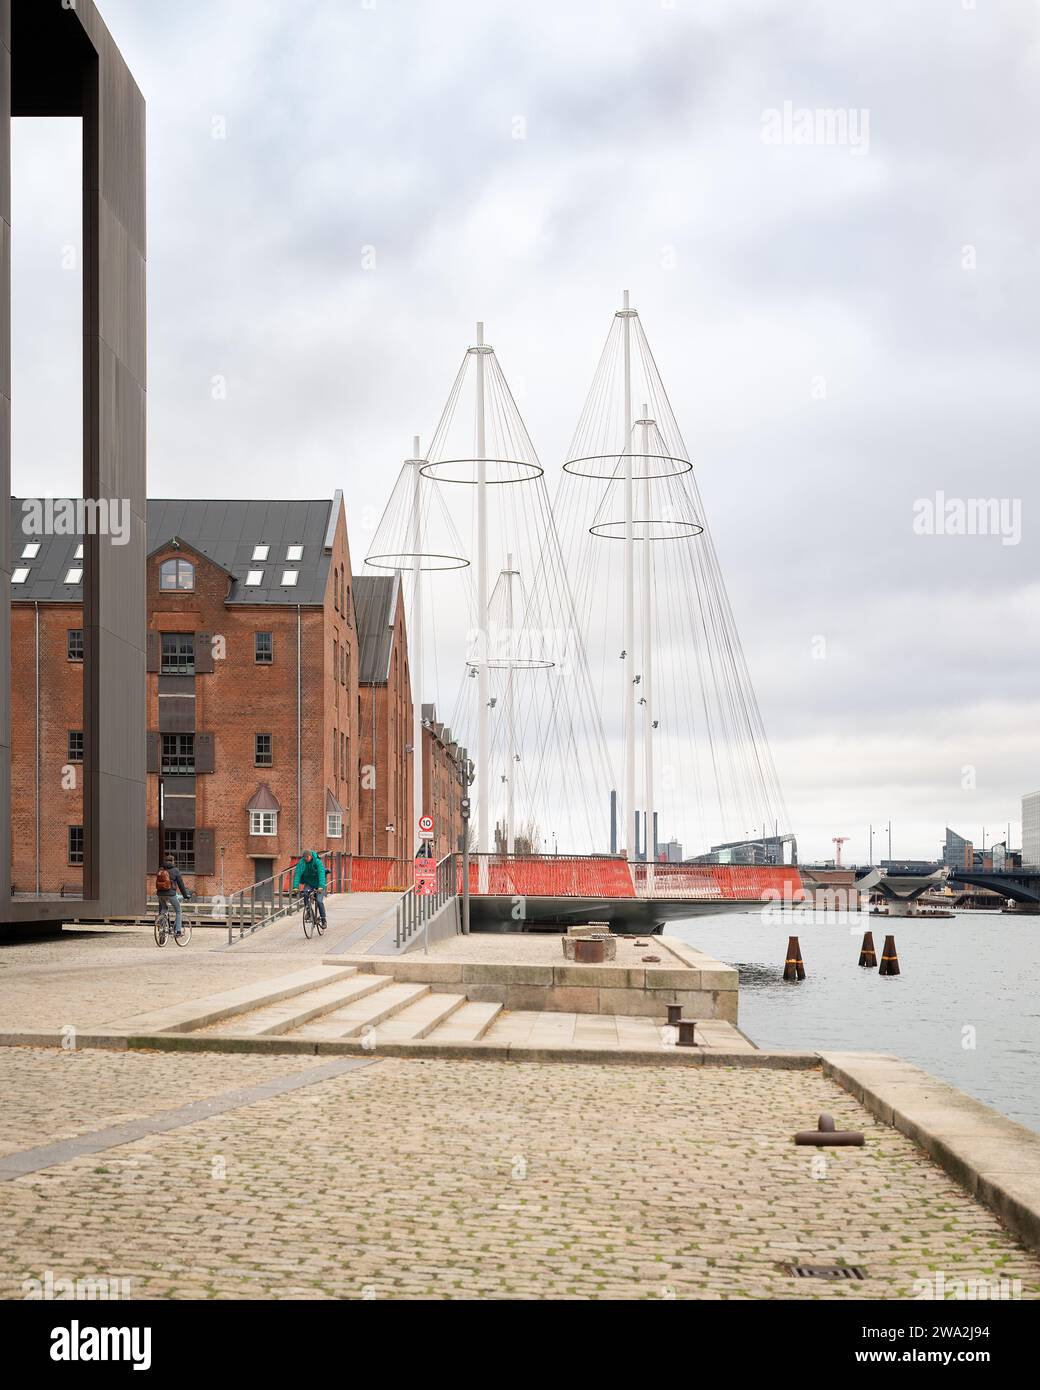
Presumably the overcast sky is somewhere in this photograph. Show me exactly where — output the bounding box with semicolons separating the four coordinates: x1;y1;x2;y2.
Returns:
12;0;1040;862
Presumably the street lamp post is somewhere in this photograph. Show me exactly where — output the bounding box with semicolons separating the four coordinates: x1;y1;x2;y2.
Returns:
458;751;472;935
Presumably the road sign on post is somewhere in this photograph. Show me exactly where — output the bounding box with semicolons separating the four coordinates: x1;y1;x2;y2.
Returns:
414;857;436;895
419;814;434;837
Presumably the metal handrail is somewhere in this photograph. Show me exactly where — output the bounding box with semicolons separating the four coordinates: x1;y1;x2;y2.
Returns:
395;852;458;952
223;850;341;945
218;851;418;944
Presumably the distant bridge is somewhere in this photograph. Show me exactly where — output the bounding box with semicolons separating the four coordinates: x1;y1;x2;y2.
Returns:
947;868;1040;907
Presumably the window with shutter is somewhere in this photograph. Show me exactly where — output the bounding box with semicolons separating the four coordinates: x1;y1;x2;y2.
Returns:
194;633;214;674
194;829;216;875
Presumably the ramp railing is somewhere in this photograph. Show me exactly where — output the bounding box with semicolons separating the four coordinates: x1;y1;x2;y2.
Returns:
395;853;458;951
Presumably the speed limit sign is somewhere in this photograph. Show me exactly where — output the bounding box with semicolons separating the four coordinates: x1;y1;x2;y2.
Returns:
419;814;434;836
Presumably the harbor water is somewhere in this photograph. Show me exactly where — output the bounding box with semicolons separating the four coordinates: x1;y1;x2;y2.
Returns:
673;908;1040;1132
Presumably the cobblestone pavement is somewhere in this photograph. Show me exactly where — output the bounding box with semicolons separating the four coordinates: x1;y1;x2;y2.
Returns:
2;1047;1038;1300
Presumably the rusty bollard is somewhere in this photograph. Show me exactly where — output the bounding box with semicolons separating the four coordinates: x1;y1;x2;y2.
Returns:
666;1004;683;1027
858;930;877;968
783;935;805;981
794;1113;864;1146
878;934;900;976
677;1019;697;1047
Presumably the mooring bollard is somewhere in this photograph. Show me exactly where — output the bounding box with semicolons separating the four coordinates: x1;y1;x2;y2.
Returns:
783;935;805;981
794;1112;865;1146
879;934;900;976
667;1004;683;1027
858;930;877;968
677;1019;697;1047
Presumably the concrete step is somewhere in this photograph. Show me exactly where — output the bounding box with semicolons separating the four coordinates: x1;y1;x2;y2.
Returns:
203;974;389;1038
288;981;430;1040
373;993;467;1041
426;1000;503;1043
115;965;359;1034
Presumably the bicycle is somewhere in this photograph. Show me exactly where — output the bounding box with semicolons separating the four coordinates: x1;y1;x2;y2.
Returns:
301;887;326;939
154;898;192;948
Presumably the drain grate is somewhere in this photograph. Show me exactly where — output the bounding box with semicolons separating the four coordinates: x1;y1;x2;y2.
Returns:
781;1263;867;1281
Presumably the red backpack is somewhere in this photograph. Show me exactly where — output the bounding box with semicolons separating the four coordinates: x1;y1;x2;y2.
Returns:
156;866;172;892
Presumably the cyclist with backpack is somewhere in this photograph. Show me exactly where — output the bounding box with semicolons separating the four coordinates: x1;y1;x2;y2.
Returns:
156;855;192;938
292;849;327;929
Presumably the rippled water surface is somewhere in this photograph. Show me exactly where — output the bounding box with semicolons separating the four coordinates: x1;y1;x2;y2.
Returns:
671;909;1040;1132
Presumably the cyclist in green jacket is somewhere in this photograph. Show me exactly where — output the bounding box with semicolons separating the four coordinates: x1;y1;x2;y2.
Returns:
292;850;327;927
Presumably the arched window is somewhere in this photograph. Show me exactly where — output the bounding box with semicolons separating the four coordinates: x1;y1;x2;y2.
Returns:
160;557;195;591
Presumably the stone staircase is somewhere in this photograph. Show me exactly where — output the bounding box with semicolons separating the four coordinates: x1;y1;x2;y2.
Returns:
109;961;755;1057
181;966;502;1044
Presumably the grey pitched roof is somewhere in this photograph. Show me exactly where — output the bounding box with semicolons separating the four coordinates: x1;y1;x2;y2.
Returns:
9;497;338;606
354;572;402;684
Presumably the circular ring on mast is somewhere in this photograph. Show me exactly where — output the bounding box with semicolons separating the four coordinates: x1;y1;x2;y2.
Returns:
589;519;704;541
563;452;692;480
420;457;544;484
365;549;469;571
466;657;556;671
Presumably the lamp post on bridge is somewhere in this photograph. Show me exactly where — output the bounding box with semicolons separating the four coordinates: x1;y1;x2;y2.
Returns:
458;750;472;935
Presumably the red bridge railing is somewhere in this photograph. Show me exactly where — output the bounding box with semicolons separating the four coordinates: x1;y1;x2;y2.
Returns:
631;862;803;901
456;854;802;901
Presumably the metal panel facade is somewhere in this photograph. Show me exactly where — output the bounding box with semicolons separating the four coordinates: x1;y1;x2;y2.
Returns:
2;1;145;923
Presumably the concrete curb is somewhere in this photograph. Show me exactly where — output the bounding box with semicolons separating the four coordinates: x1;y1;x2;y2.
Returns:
821;1051;1040;1255
0;1028;819;1068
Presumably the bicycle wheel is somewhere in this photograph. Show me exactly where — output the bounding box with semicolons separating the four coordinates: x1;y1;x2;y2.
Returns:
302;900;314;938
154;911;168;947
174;920;192;947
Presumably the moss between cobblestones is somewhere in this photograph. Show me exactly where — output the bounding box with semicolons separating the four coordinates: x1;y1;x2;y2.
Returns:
2;1050;1039;1300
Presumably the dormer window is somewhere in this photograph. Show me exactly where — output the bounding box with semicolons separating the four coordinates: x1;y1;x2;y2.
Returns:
160;557;195;591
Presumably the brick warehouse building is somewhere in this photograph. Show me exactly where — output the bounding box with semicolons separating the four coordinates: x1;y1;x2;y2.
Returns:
11;494;360;897
421;703;471;861
354;574;413;863
354;576;471;864
11;494;470;898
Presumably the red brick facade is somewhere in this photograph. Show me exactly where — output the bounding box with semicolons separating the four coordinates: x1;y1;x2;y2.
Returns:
12;497;362;899
10;496;472;900
357;582;413;863
143;502;357;894
422;707;468;860
10;604;87;896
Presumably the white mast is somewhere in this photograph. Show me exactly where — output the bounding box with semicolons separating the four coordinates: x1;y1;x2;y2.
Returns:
621;290;636;857
640;405;655;881
475;323;490;867
505;553;516;855
410;435;424;853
